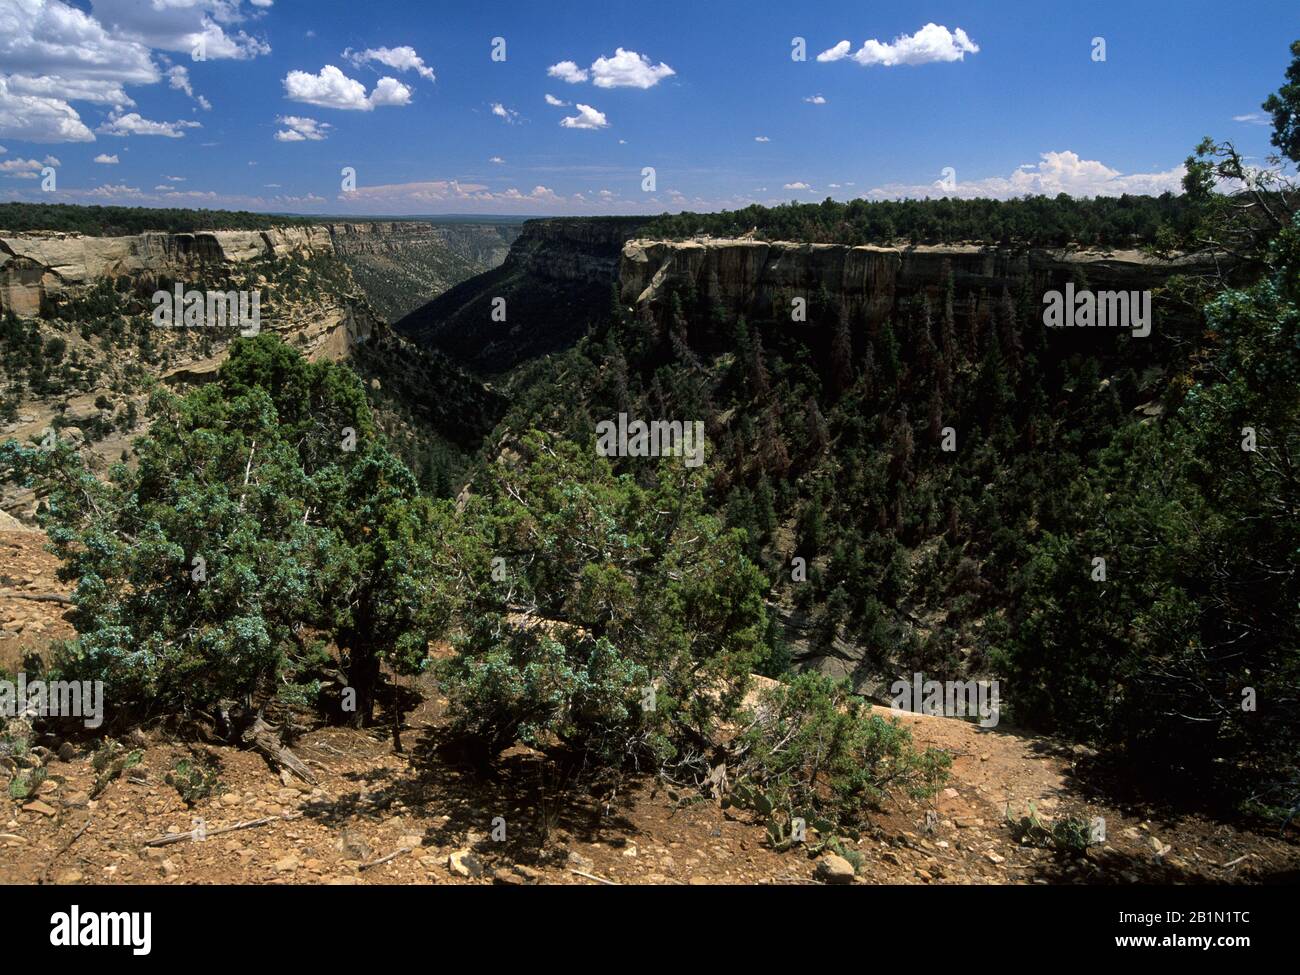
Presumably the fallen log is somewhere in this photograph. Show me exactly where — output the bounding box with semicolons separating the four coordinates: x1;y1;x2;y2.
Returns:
241;714;318;786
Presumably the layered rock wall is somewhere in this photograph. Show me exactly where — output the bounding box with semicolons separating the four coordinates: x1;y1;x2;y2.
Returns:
619;238;1215;329
0;225;338;316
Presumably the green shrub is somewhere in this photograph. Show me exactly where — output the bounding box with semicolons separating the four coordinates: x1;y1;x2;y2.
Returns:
729;672;950;845
996;217;1300;815
1;335;453;724
444;624;659;767
440;433;770;774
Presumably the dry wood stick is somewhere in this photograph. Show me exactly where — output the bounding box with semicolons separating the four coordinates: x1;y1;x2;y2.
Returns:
569;868;619;885
359;846;413;871
39;819;92;885
143;812;302;847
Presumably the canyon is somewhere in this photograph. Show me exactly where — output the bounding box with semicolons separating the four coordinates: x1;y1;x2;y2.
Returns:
0;219;514;523
2;216;1208;363
396;218;1217;374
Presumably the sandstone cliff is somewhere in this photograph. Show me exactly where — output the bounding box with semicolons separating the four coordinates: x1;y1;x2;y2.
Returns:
399;220;1217;376
620;238;1216;331
0;226;337;316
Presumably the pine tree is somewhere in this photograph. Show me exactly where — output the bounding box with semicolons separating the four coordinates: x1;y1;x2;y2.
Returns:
829;311;854;396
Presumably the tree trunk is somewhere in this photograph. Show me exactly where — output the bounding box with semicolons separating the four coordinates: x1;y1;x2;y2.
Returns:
346;649;380;728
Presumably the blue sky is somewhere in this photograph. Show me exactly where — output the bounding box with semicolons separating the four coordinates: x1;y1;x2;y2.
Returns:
0;0;1297;215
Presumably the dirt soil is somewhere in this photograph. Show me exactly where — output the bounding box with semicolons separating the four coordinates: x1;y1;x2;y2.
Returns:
2;529;1297;886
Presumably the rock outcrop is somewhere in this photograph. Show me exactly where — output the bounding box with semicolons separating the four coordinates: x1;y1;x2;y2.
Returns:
325;221;516;262
0;222;522;319
620;238;1216;332
0;227;337;315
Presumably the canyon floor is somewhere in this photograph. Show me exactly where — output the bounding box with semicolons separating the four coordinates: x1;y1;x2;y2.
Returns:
2;528;1297;886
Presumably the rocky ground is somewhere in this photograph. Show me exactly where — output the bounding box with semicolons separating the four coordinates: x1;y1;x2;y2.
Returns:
1;528;1296;886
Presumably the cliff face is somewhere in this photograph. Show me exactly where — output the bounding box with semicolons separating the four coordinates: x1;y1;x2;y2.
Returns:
395;217;647;373
620;238;1216;331
501;217;648;284
398;221;1217;376
0;226;323;316
334;221;520;323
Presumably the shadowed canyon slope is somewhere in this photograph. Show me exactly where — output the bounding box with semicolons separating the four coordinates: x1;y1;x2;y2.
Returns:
394;217;648;373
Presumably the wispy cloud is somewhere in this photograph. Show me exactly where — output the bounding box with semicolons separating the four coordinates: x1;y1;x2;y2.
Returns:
343;46;436;83
491;102;520;124
274;115;331;142
98;112;201;138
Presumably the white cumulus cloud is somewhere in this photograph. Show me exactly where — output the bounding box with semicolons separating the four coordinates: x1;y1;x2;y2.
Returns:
5;75;134;107
547;60;589;84
92;152;117;162
816;40;851;63
0;156;55;177
88;0;272;61
0;0;273;142
819;23;979;67
0;77;95;141
549;49;674;89
283;65;411;110
560;103;608;129
589;48;674;88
